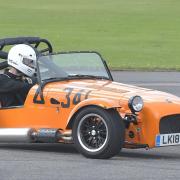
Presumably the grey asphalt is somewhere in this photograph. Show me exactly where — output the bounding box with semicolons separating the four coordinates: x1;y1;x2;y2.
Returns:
111;71;180;97
0;71;180;180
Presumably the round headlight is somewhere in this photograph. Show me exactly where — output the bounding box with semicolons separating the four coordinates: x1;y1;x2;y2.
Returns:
128;96;144;113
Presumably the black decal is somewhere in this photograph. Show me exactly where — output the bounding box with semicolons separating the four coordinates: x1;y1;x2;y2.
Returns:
73;90;84;105
50;98;60;105
33;86;45;104
85;90;92;99
61;88;73;108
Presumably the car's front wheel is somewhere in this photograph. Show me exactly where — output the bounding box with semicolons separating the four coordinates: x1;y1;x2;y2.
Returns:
72;106;125;159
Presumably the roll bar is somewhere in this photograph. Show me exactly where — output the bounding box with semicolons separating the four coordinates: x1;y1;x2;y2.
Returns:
0;37;53;70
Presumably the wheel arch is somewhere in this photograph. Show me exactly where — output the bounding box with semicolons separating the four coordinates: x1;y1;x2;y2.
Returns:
66;104;121;130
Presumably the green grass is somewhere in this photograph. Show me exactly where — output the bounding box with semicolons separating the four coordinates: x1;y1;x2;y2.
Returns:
0;0;180;70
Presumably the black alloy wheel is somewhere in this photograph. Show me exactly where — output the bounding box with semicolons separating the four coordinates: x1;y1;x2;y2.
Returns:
72;106;125;159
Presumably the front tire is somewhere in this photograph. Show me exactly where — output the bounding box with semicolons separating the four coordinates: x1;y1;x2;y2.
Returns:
72;106;125;159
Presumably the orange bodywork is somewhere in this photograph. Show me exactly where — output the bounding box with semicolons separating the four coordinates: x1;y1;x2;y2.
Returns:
0;79;180;148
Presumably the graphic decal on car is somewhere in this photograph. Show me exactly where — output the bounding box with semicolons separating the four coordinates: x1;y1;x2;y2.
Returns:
50;88;92;108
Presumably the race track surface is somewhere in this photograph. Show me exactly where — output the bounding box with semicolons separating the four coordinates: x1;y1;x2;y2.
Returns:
0;71;180;180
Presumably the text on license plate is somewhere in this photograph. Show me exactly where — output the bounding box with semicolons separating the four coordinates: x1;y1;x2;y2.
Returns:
156;133;180;147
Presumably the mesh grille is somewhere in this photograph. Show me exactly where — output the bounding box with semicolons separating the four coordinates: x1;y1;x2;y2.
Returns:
160;114;180;134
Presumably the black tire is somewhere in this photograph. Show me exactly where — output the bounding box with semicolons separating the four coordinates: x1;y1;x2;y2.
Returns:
72;106;125;159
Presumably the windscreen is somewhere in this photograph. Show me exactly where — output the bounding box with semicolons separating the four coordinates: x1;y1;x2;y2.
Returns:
38;52;110;81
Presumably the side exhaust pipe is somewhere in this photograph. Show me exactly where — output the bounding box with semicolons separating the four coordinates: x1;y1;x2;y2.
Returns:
0;128;35;143
59;130;72;142
0;128;72;143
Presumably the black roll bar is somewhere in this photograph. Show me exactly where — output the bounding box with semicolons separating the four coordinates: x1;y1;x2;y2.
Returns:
0;36;53;70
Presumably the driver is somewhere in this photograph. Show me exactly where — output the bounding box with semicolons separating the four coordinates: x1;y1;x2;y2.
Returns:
0;44;37;107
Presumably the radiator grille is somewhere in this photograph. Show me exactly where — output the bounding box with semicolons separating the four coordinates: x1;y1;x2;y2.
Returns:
160;114;180;134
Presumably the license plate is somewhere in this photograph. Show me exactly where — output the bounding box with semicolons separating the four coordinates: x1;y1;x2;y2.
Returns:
156;133;180;147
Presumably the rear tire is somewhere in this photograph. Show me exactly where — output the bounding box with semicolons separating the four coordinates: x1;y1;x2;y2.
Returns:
72;106;125;159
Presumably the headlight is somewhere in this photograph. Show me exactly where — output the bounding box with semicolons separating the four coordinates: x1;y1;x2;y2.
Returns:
128;96;144;113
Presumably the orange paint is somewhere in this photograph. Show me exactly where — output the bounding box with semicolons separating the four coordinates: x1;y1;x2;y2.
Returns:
0;79;180;149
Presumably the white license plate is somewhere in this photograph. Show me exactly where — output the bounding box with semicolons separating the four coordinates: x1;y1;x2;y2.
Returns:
156;133;180;147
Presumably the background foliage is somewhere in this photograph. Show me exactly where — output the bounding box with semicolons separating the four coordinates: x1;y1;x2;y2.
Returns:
0;0;180;70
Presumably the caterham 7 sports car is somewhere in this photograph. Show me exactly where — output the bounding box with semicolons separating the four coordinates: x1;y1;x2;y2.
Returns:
0;37;180;159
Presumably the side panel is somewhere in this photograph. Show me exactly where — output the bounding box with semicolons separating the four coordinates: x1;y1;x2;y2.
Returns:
0;86;61;128
0;106;60;128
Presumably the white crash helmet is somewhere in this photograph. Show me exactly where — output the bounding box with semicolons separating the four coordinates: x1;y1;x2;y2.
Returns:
7;44;37;77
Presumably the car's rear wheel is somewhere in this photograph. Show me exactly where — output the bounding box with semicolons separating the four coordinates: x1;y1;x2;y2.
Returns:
72;106;125;159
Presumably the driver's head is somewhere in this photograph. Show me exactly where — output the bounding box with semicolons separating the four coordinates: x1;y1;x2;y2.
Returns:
7;44;37;77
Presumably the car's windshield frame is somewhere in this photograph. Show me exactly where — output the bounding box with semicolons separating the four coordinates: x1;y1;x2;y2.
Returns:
36;51;113;84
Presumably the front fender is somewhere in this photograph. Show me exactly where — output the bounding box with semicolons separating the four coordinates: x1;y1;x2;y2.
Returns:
66;98;121;129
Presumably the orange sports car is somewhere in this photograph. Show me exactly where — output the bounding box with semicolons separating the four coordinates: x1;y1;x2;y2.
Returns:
0;37;180;159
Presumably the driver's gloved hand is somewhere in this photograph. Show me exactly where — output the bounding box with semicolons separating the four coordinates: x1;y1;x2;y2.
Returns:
22;76;37;84
25;77;33;84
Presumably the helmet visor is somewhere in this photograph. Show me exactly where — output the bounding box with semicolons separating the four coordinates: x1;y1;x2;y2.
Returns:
22;58;36;69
